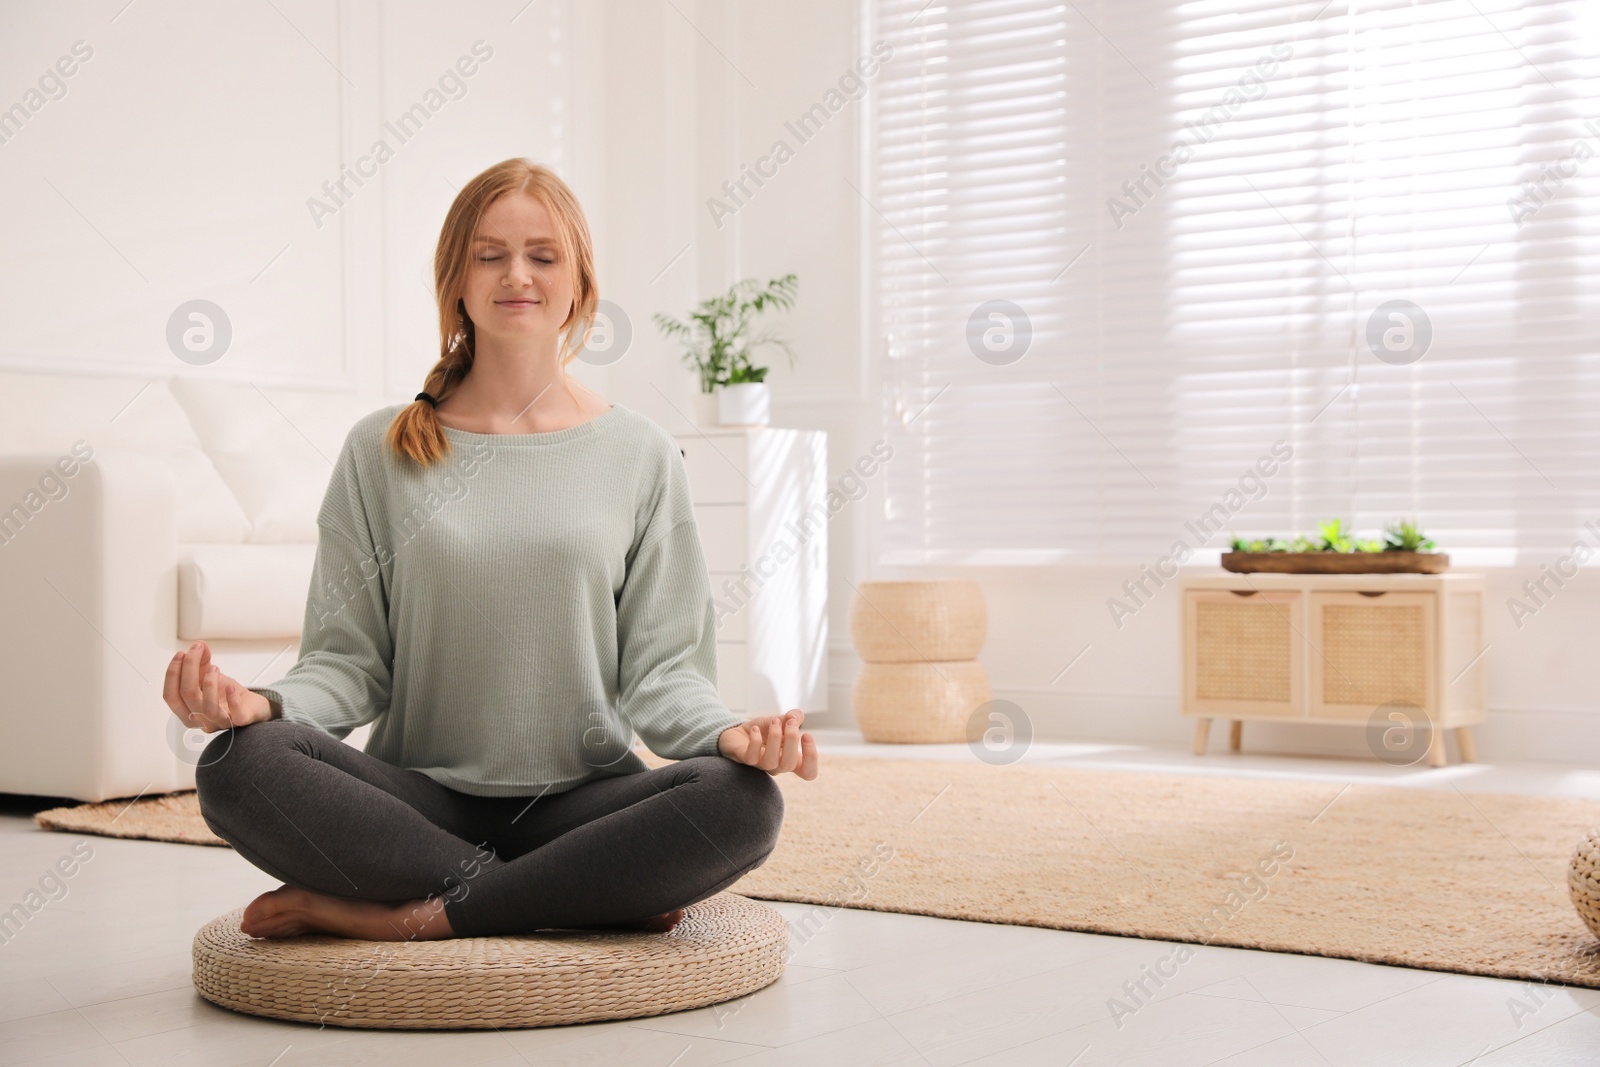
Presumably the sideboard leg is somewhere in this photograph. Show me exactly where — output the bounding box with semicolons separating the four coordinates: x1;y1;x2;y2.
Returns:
1228;720;1243;752
1192;717;1212;755
1426;726;1447;767
1455;726;1478;764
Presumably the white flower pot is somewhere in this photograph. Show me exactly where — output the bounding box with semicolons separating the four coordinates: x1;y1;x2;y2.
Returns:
718;382;771;427
691;390;720;428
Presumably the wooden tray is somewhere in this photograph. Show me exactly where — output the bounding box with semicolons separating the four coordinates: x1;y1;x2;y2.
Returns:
1221;551;1450;574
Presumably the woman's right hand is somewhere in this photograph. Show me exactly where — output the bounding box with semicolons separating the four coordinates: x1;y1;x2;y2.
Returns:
163;639;273;733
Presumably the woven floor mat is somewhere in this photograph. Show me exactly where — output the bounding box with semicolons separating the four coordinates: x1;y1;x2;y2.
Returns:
34;754;1600;987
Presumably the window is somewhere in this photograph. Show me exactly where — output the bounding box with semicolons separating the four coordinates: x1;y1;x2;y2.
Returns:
869;0;1600;565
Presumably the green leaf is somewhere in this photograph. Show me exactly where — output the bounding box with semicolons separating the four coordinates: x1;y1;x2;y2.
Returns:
653;274;799;387
1382;519;1435;552
726;363;769;384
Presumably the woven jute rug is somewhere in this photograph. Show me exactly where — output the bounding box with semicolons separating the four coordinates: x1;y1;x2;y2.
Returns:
36;790;229;846
35;754;1600;987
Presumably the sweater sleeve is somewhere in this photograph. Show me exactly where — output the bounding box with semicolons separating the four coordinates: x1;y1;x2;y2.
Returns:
615;454;746;760
247;436;393;740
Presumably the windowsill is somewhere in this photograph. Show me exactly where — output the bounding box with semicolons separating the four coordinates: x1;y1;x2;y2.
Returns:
873;549;1545;572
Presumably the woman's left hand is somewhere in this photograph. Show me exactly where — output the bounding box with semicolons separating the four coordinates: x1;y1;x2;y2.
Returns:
718;709;818;780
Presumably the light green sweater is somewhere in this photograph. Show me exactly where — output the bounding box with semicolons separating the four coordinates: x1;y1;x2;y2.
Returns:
248;402;745;797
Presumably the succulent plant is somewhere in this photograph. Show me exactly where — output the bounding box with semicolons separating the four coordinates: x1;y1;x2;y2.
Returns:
1230;519;1437;554
1383;519;1436;553
1316;518;1353;553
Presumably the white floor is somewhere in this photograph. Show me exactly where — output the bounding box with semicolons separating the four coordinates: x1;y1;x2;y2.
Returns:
2;730;1598;1067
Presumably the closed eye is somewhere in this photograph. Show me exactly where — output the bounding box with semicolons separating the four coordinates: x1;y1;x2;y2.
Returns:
475;255;557;264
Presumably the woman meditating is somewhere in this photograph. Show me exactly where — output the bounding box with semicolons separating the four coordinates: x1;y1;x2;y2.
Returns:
162;158;817;942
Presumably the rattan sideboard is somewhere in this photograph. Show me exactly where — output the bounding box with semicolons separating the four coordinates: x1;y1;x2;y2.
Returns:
1180;572;1487;766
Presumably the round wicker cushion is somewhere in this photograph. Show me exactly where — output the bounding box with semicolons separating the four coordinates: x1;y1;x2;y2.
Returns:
1571;830;1600;940
191;891;786;1030
849;580;987;662
852;660;992;743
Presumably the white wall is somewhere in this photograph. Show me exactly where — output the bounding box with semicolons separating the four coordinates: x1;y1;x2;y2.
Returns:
2;2;353;387
566;0;868;425
0;0;571;405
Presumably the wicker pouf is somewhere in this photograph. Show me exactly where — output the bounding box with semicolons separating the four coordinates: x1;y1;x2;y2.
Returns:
1571;830;1600;940
191;891;786;1030
852;660;993;743
849;580;987;661
849;580;991;744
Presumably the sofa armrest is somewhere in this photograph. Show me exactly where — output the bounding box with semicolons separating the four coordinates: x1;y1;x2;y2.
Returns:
0;448;183;802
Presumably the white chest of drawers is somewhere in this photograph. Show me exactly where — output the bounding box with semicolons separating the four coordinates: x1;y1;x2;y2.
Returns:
674;427;829;715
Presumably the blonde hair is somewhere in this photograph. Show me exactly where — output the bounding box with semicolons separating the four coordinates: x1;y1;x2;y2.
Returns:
386;158;599;467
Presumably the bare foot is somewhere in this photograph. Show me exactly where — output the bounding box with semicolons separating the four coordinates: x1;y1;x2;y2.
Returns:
598;908;685;933
240;885;455;941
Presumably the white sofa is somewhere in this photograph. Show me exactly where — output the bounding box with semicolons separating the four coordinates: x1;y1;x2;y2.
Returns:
0;371;382;801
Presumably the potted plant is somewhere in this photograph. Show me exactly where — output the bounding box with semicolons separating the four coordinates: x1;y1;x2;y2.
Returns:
1223;518;1448;573
654;273;798;427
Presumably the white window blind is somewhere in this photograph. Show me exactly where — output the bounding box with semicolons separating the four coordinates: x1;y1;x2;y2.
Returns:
870;0;1600;566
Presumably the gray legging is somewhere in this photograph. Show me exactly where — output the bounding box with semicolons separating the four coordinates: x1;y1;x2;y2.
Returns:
193;719;784;938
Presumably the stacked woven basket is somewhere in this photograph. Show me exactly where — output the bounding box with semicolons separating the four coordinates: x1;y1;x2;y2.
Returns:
848;580;990;743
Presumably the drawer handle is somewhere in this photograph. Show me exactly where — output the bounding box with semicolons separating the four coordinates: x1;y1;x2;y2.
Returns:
1357;591;1387;598
1229;590;1259;597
